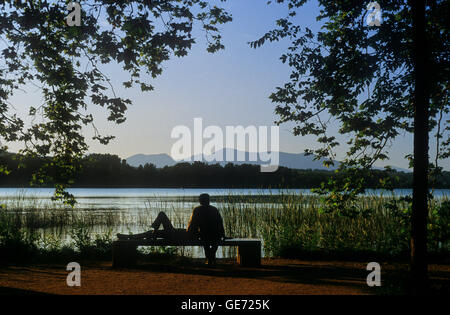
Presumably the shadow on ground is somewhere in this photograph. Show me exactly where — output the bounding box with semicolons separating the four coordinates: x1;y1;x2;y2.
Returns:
0;286;54;295
115;258;374;293
111;257;449;295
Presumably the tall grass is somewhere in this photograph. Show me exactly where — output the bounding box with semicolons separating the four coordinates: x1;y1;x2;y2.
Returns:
220;192;449;258
0;191;448;262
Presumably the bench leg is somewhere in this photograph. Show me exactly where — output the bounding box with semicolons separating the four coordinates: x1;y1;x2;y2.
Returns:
112;242;137;268
237;243;261;267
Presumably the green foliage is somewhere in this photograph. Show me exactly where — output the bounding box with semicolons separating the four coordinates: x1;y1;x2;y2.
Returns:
384;196;412;250
39;232;63;254
69;222;93;253
139;245;178;257
221;192;449;259
0;1;231;204
428;200;450;252
260;217;305;258
94;230;114;253
69;223;114;258
0;220;38;262
250;0;449;209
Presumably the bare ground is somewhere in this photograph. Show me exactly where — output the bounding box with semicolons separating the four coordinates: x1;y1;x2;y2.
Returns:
0;258;448;295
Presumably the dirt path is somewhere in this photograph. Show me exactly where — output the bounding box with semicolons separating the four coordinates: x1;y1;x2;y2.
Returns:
0;258;448;295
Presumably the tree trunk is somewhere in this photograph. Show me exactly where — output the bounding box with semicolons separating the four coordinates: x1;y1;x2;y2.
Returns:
410;0;429;295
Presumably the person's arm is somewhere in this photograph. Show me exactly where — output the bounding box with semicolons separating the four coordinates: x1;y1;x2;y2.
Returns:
187;207;199;235
219;217;225;239
215;208;226;239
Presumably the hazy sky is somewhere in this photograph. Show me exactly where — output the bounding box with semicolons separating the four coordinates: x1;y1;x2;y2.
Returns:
7;0;449;170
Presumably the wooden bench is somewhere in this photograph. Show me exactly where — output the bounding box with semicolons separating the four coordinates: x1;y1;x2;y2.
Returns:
112;238;261;268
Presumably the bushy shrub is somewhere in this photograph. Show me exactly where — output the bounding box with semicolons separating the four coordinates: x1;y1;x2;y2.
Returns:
0;221;38;263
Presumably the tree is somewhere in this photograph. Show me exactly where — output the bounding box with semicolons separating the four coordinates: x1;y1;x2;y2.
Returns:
251;0;448;293
0;0;231;205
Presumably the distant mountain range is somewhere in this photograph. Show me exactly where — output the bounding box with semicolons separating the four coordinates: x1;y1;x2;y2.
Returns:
126;153;177;168
126;149;411;172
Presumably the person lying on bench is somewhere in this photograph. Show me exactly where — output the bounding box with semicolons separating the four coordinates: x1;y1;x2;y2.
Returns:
117;193;226;265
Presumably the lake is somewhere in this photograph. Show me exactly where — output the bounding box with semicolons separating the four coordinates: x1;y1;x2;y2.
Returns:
1;187;448;211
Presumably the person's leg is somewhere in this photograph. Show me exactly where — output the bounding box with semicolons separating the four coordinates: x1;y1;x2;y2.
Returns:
203;244;218;265
203;245;212;263
117;230;153;240
210;244;218;264
117;212;175;240
152;230;169;239
206;244;218;264
152;212;175;232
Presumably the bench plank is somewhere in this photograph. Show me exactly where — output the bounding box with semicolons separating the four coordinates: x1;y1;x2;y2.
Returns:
113;238;261;247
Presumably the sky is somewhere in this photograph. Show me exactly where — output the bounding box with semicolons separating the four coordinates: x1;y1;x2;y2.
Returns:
6;0;449;171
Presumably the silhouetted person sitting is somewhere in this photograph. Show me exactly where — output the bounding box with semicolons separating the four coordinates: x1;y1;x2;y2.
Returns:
117;193;225;265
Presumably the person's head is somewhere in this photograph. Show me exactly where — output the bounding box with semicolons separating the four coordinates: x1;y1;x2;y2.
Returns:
199;193;210;206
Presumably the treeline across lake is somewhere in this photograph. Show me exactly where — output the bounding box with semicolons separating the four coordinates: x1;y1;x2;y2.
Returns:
1;152;449;189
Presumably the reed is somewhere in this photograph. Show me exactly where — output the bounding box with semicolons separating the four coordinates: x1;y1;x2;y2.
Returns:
0;190;448;261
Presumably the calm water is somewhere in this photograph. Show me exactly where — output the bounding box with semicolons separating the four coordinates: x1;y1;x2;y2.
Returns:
0;187;448;211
